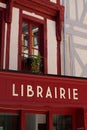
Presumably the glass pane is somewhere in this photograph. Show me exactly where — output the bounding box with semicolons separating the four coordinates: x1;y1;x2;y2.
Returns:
0;113;19;130
22;48;28;58
22;22;29;58
25;114;46;130
32;25;39;46
22;34;29;47
53;115;72;130
22;22;29;34
32;48;39;56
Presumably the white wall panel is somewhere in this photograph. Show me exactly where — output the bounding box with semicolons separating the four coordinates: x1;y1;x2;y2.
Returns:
23;11;44;20
69;0;76;20
0;2;6;8
61;0;87;77
50;0;57;3
47;19;57;74
9;7;19;70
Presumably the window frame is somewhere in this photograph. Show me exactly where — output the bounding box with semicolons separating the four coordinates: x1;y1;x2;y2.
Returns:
0;9;5;69
22;20;41;57
18;13;47;74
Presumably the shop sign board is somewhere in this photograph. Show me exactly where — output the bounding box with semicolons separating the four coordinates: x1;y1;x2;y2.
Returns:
0;71;87;107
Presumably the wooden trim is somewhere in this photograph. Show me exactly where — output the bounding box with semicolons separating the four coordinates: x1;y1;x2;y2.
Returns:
5;23;11;69
44;18;48;74
0;109;19;113
5;0;14;23
20;110;25;130
57;0;60;4
47;111;53;130
18;10;22;70
56;8;64;75
14;0;63;20
22;13;44;24
0;10;5;69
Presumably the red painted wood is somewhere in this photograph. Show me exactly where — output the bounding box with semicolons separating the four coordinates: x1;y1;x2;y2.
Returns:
0;11;5;69
47;111;53;130
20;110;25;130
56;12;61;75
5;23;11;69
14;0;64;20
5;0;14;23
84;109;87;130
44;18;48;74
0;71;86;109
76;109;85;130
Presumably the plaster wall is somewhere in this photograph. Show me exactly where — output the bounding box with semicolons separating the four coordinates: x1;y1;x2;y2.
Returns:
47;19;57;74
9;7;19;70
0;2;6;8
50;0;57;3
61;0;87;77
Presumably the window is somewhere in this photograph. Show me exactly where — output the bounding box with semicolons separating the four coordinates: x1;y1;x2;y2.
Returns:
0;113;19;130
53;115;72;130
25;113;47;130
21;20;44;73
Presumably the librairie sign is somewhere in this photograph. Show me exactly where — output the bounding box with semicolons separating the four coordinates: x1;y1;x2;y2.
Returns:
0;71;87;106
12;83;78;100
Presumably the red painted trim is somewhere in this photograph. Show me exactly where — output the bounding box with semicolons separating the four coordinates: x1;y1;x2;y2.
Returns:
84;109;87;130
5;0;14;23
22;13;45;24
57;0;60;4
18;10;22;70
0;0;6;3
44;18;48;74
47;111;53;130
14;0;63;20
0;109;19;113
0;10;5;69
57;40;61;75
56;7;64;75
20;110;25;130
56;12;61;75
5;23;11;69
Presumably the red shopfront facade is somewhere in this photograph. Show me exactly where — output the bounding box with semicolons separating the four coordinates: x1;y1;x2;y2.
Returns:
0;71;87;130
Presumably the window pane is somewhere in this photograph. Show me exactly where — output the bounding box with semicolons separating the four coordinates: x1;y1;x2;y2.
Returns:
0;113;19;130
22;22;29;58
53;115;72;130
32;25;39;47
32;48;39;56
25;114;46;130
22;23;29;34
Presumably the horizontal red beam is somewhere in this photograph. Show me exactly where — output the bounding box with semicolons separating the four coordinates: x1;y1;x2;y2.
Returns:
0;71;87;109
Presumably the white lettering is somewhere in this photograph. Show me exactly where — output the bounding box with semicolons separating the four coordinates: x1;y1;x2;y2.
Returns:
21;84;24;96
12;83;79;101
37;86;43;98
60;88;66;99
46;87;52;98
27;85;34;97
73;89;78;100
54;87;57;98
68;88;71;99
12;83;18;96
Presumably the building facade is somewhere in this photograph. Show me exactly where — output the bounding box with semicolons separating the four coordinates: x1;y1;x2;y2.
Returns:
0;0;87;130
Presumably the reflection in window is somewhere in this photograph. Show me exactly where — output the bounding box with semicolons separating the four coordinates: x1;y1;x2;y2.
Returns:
53;115;72;130
0;113;19;130
32;25;39;47
22;22;29;58
21;21;43;72
25;114;46;130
